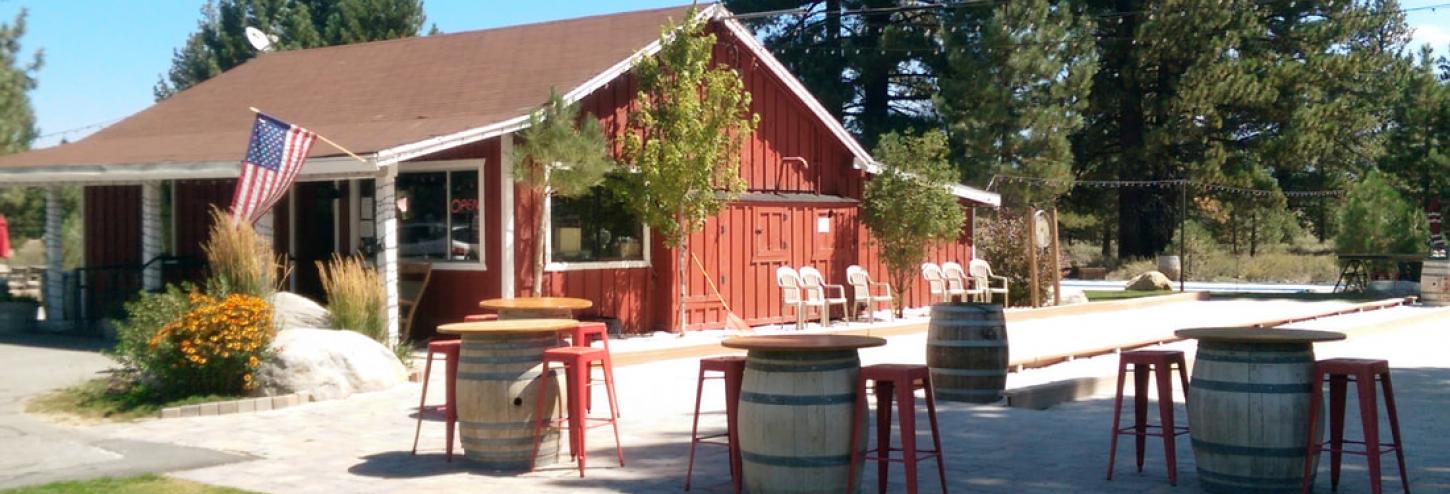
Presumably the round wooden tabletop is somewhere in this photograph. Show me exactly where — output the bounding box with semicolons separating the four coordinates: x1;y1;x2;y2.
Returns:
1175;327;1346;344
437;318;578;335
479;297;594;311
722;335;888;352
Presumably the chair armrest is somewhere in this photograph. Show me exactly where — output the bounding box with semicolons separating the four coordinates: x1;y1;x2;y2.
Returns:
871;282;892;297
824;283;847;299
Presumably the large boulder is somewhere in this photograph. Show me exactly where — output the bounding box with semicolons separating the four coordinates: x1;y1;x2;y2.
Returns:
1125;271;1173;291
254;328;406;400
270;292;332;330
1057;287;1090;306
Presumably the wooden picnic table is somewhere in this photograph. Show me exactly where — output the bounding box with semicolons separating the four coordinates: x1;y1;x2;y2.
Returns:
436;319;578;470
1333;254;1425;293
1175;327;1346;493
721;335;886;493
479;297;593;320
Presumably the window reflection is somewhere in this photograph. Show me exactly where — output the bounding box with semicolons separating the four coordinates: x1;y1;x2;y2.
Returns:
396;170;479;262
551;183;644;263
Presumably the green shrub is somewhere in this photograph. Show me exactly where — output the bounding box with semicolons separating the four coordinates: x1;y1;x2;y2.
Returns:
1336;170;1428;256
112;286;274;398
112;285;196;385
317;254;386;342
978;211;1052;307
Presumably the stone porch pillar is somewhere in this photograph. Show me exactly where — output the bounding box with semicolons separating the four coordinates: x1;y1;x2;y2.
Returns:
141;181;163;291
43;187;64;321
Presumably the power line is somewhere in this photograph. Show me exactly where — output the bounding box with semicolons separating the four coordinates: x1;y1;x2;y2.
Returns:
34;117;125;142
988;174;1345;197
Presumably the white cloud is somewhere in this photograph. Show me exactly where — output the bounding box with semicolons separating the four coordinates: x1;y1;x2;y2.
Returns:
1410;24;1450;54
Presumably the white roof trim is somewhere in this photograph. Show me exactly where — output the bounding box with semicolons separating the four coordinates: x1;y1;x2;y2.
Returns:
854;159;1001;207
0;156;377;185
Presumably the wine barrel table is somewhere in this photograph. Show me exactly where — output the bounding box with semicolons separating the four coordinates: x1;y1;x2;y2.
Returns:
926;303;1009;403
1175;328;1346;494
479;297;593;320
437;318;577;471
722;335;887;494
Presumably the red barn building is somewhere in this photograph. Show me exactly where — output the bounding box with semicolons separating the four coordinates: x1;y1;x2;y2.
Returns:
0;4;998;337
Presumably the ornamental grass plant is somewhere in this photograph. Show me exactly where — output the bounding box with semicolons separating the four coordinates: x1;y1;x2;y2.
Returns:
201;207;282;297
317;254;387;343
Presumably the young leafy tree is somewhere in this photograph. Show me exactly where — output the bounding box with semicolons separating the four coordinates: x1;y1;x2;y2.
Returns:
1336;169;1428;257
861;129;965;316
155;0;426;99
937;0;1096;208
512;89;616;296
617;9;758;333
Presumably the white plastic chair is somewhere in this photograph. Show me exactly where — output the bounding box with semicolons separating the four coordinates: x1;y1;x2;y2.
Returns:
922;263;947;303
846;265;893;323
940;261;978;302
799;266;847;328
969;259;1010;305
776;266;822;330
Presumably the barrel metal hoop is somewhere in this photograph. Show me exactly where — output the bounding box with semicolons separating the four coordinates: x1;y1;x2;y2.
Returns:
746;359;859;373
458;420;536;430
458;354;545;365
927;340;1007;348
739;391;855;405
461;435;541;448
928;319;1006;327
1191;378;1312;394
1199;341;1312;353
1196;468;1306;492
462;340;555;351
749;350;858;361
740;450;852;468
1190;438;1308;458
930;367;1008;377
457;370;544;381
1195;350;1313;364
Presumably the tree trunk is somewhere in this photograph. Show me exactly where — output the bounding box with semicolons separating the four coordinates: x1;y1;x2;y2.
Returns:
532;181;550;297
677;211;689;335
857;1;892;146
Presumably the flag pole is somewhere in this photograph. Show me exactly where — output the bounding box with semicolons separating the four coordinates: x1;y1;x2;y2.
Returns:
249;107;370;165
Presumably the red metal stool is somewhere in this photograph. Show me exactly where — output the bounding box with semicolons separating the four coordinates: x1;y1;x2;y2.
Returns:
684;356;745;492
1106;349;1190;486
565;322;617;417
411;337;461;461
530;346;623;477
1302;358;1409;494
463;313;497;322
848;364;947;494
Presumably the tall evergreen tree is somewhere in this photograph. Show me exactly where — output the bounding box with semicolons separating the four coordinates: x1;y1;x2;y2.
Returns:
1379;46;1450;211
936;0;1096;208
724;0;942;147
154;0;425;100
0;9;45;241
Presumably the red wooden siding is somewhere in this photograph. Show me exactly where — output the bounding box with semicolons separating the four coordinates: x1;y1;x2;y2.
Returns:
83;185;143;318
172;180;235;261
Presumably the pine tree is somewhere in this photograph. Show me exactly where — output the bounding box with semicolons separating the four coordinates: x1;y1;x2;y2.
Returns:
724;0;942;147
154;0;425;100
1379;46;1450;211
936;0;1096;208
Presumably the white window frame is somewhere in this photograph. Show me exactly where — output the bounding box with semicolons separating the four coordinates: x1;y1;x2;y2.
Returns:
395;159;487;272
543;194;651;272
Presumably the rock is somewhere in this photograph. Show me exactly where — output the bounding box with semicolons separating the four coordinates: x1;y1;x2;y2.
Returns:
270;292;331;330
254;328;406;401
1057;287;1089;306
1366;280;1420;298
1125;271;1173;291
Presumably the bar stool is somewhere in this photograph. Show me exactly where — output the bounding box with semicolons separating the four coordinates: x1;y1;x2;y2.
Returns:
1302;358;1409;494
530;346;623;477
848;364;947;494
1106;349;1190;486
566;322;617;417
684;356;745;492
411;337;460;461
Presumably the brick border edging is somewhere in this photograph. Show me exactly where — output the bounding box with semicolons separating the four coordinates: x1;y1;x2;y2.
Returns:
157;392;313;419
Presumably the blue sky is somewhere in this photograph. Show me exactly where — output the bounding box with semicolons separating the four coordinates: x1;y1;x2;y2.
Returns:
3;0;1449;149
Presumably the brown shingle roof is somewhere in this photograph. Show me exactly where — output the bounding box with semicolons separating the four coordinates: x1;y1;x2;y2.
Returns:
0;4;695;170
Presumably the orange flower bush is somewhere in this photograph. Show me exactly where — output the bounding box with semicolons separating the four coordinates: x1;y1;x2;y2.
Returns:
146;292;275;396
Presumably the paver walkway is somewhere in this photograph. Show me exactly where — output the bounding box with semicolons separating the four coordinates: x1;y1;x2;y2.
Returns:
76;305;1447;493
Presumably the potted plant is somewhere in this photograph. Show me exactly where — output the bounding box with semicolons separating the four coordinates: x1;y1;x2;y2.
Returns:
0;286;40;334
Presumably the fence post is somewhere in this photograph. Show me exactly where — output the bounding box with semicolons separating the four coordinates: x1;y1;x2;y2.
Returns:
1026;209;1040;308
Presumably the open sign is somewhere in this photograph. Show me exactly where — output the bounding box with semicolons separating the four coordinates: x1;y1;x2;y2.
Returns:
451;198;479;214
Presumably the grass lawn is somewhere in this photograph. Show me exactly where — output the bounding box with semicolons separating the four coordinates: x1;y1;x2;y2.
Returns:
0;474;257;494
1083;289;1176;301
1206;291;1378;302
26;378;239;422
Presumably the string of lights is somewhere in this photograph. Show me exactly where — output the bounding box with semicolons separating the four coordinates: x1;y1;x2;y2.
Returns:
988;174;1345;197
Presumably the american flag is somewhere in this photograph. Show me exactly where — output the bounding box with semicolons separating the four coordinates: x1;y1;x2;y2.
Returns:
229;113;316;224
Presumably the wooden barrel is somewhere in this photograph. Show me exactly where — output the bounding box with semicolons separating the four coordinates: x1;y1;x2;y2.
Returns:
926;303;1009;403
1187;341;1321;493
455;332;562;471
738;350;866;493
1422;259;1450;306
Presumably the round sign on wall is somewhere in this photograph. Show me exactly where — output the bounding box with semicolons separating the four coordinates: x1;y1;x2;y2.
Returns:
1033;210;1051;249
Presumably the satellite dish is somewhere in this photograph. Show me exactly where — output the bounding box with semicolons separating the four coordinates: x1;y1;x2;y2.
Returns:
245;26;274;53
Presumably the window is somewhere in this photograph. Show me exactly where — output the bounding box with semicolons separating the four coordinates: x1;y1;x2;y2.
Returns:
395;170;481;264
549;185;646;267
